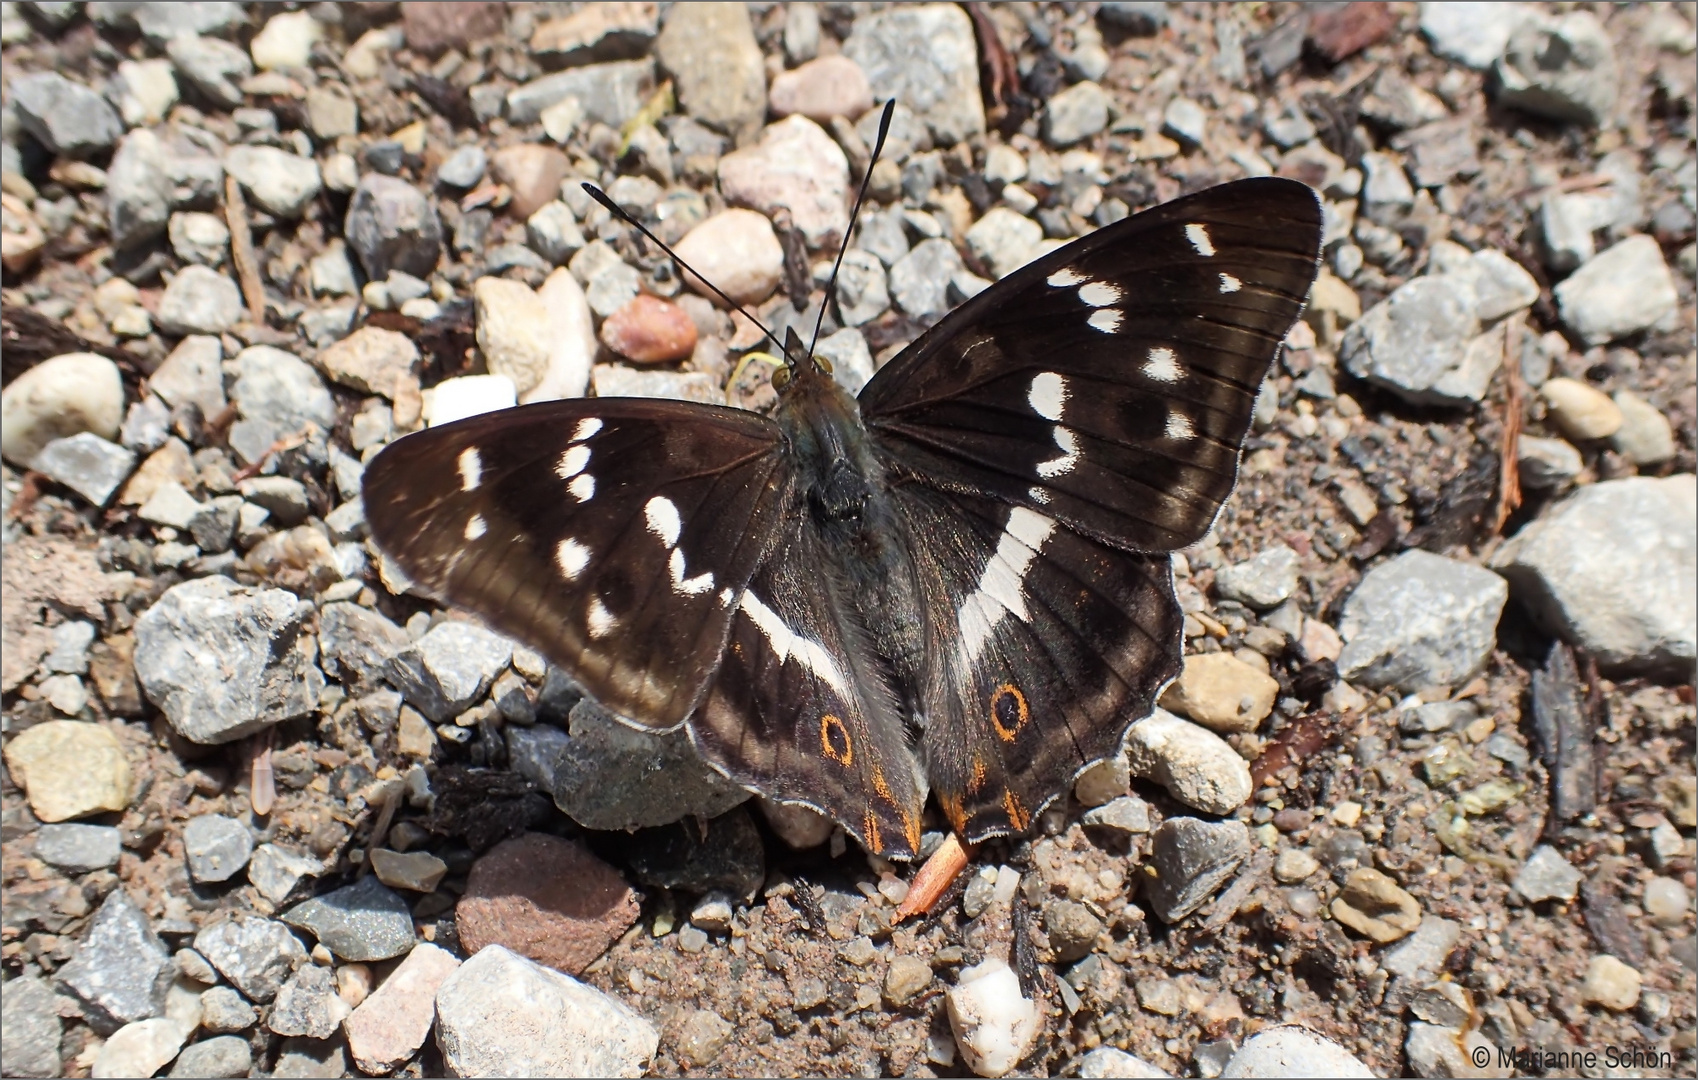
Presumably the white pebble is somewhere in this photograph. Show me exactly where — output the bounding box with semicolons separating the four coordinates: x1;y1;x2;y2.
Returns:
426;374;517;427
1221;1025;1375;1077
945;958;1039;1078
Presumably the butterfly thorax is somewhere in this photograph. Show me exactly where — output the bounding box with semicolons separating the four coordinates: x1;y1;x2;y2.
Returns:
777;361;930;724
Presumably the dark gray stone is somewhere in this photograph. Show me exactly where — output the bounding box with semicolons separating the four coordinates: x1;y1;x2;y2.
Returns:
10;72;123;158
317;602;410;691
506;59;655;127
247;843;323;906
1;975;62;1078
267;965;349;1039
626;805;765;899
33;822;122;872
197;985;258;1033
227;345;335;468
183;814;254;884
134;576;325;744
281;877;415;962
193;917;307;1003
384;620;512;722
506;723;569;792
1144;817;1251;923
888;237;965;319
168;1035;252;1078
109;129;174;251
1336;549;1507;693
344;174;444;281
54;889;173;1034
1098;2;1168;35
271;1036;347;1078
552;697;749;831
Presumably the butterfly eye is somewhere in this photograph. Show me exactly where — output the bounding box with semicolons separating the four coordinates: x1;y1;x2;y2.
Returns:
815;355;833;374
772;366;792;390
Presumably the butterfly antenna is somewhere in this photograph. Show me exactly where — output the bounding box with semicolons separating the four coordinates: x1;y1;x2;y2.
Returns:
580;183;793;364
807;98;896;360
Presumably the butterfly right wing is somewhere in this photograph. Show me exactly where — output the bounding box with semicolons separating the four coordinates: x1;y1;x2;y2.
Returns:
362;398;791;730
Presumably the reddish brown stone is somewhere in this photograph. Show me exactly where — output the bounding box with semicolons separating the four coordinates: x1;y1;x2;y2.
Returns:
1306;2;1397;64
489;144;570;220
455;833;639;976
401;2;507;58
599;295;699;364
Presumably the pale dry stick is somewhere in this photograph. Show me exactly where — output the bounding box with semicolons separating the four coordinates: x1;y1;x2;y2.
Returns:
357;782;402;879
1494;318;1525;534
224;174;267;325
893;831;972;923
249;727;277;817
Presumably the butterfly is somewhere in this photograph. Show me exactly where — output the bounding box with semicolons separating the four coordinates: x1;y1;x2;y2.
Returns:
362;175;1323;861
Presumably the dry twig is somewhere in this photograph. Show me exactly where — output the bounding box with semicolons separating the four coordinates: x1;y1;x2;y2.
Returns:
224;175;267;325
1494;319;1525;533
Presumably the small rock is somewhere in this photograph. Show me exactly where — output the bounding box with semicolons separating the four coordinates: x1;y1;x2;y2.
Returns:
317;327;418;400
1;976;63;1079
889;237;967;318
527;202;586;266
947;958;1039;1078
34;822;123;873
600;295;698;363
590;366;721;403
1331;868;1422;943
1161;97;1207;148
55;889;173;1033
247;844;323;906
267;965;349;1040
474;277;557;399
675;1009;734;1069
1382;916;1463;979
224;146;321;220
1514;845;1583;902
31;433;136;507
1273;848;1320;884
167;34;253;111
505;59;656;128
434;944;659;1077
344;943;461;1076
829;249;890;328
437;145;487;190
194;917;306;1004
491;144;570;221
1517;434;1584;491
197;985;258;1034
456;832;639;975
689;892;735;934
10;72;123;158
1554;235;1679;345
1145;817;1251;923
1495;11;1618;126
1580;954;1641;1011
167;1035;251;1078
1161;653;1279;734
1044;900;1104;963
169;212;230;268
134;576;323;743
1073;755;1129;807
1339;275;1497;406
552;697;750;831
656;2;766;145
115;58;180;127
1;351;126;469
158;266;243;337
719;116;849;251
1046;81;1110;147
1082;795;1152;834
250;10;319;70
183;814;254;884
385;620;512;723
1643;877;1690;927
1410;981;1474;1030
674;209;783;306
107;129;173;252
770;55;872;122
1335;549;1507;693
1490;475;1696;678
1078;1047;1170;1078
1609;391;1677;466
2;720;131;822
345;174;443;281
966;208;1043;280
884;956;934;1008
271;1036;347;1078
1224;1026;1375;1078
844;5;985;145
369;849;447;893
92;1016;192;1079
520;268;597;403
531;2;658;67
1123;709;1253;815
1214;544;1299;609
281;876;416;963
626;806;765;898
1540;377;1621;441
304;84;358;141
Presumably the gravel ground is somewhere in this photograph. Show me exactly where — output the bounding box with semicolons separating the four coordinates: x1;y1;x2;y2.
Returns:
1;3;1694;1078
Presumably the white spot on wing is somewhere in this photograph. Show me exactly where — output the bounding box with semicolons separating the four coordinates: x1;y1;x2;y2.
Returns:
738;591;850;696
457;448;482;491
556;445;591;479
1028;486;1050;504
1186;223;1215;256
644;496;681;548
718;587;735;607
587;597;616;638
1027;372;1067;421
572;418;602;442
568;473;595;502
1087;309;1122;334
956;507;1056;667
1143;347;1181;382
1166;411;1196;440
668;548;714;596
1077;280;1121;307
1219;273;1242;293
1047;267;1086;287
1036;427;1079;478
555;538;590;580
464;514;486;540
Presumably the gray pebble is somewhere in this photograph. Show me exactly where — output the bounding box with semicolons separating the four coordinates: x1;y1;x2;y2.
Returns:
158;266;243;337
1555;236;1679;346
227;345;335;468
1381;915;1462;978
437;144;487;190
1608;391;1676;466
10;72;123;158
193;917;306;1003
169;212;231;267
1082;795;1152;834
1045;81;1110;147
345;173;444;281
843;5;984;145
54;889;173;1033
108;129;173;251
855;205;910;268
166;34;253;111
1419;2;1526;69
552;697;749;831
1517;435;1583;492
1336;549;1507;692
1145;817;1250;923
30;433;135;508
831;249;889;328
247;843;323;907
281;876;416;962
267;965;349;1039
168;1035;252;1078
888;238;964;319
1213;544;1298;610
1398;700;1476;736
1495;11;1618;127
197;985;257;1034
1;975;62;1079
384;620;512;722
183;814;254;884
34;822;122;873
1161;97;1207;148
224;146;322;220
527;202;586;266
1514;845;1582;903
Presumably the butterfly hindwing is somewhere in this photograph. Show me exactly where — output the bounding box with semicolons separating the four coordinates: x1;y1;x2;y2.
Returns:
362;399;790;729
894;489;1183;842
861;176;1322;553
690;519;928;859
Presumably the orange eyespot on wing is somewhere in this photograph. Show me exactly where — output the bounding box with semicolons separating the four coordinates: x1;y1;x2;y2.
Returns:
989;683;1029;742
820;713;854;766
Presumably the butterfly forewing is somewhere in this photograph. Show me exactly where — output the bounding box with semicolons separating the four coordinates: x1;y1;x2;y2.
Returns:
860;176;1323;553
362;398;790;729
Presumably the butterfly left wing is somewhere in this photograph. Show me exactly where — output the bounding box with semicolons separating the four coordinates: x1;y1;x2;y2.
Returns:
894;488;1182;843
362;398;790;730
689;517;929;860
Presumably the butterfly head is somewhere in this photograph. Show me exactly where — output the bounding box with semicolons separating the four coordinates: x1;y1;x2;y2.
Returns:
769;325;834;396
